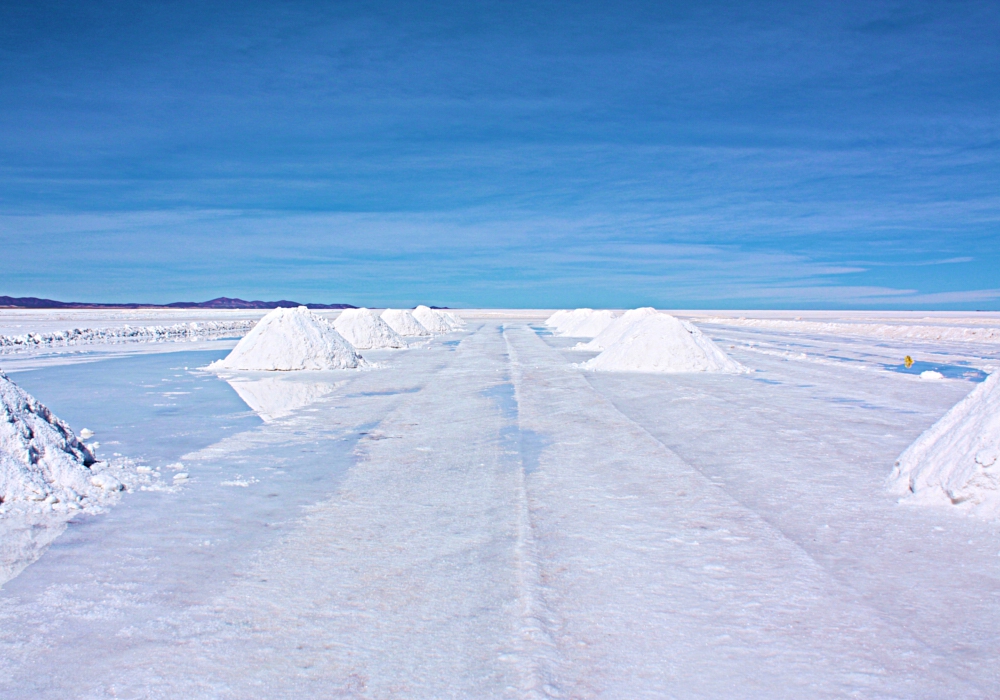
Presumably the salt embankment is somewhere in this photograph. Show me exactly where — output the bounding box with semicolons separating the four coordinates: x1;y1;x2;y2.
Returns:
0;319;257;355
412;305;454;334
209;307;364;371
381;309;431;337
580;314;748;373
693;317;1000;344
573;307;659;351
888;371;1000;517
333;308;407;349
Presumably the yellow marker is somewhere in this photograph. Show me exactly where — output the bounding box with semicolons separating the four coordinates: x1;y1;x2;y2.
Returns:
904;355;914;369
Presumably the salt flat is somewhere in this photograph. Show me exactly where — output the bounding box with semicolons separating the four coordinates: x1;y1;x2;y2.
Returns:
1;311;998;698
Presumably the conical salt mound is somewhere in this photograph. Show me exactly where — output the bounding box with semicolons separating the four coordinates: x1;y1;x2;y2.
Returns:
0;370;109;505
381;309;431;337
439;310;465;330
580;314;747;374
209;306;364;371
887;371;1000;517
333;308;407;349
574;307;659;351
545;309;573;328
557;309;619;338
547;308;592;333
412;305;453;334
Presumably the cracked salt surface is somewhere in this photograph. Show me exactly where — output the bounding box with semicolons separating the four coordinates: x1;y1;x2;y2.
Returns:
1;317;999;697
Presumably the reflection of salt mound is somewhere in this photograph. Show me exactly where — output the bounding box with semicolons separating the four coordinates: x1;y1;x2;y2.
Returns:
580;315;748;373
557;309;619;338
1;370;111;505
381;309;431;337
412;305;453;334
888;371;1000;517
333;308;407;349
224;374;343;422
574;307;659;351
208;307;364;371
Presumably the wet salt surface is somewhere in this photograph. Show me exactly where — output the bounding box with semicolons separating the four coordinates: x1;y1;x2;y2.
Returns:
8;349;261;466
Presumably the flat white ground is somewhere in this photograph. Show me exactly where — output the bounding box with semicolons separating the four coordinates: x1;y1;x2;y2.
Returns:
1;311;999;698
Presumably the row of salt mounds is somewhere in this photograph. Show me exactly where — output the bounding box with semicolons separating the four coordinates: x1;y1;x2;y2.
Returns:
209;307;364;371
887;371;1000;517
580;314;748;374
412;305;454;334
573;307;659;351
1;370;121;506
333;308;407;349
381;309;431;337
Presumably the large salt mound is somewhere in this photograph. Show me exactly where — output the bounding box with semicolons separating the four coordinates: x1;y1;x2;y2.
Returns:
381;309;431;337
412;305;453;334
887;371;1000;517
333;308;407;349
557;309;619;338
209;307;364;371
580;314;748;374
0;370;110;505
573;307;659;351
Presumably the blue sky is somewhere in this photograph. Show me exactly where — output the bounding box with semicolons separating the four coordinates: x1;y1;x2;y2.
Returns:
1;0;997;308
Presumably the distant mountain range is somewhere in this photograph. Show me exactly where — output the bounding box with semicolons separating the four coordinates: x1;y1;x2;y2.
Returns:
0;296;356;310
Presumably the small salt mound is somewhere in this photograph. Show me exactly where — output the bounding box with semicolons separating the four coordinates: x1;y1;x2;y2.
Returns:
547;308;592;333
439;310;465;330
209;307;364;371
580;314;748;374
381;309;431;337
0;370;110;505
557;309;619;338
412;305;453;334
887;371;1000;517
545;309;573;328
573;307;659;351
333;308;407;349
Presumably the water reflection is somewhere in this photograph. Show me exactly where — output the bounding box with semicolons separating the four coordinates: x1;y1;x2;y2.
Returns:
219;372;346;422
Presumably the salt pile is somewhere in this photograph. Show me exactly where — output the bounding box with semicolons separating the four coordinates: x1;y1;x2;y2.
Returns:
544;309;574;329
209;307;364;371
412;305;454;334
0;370;116;507
580;314;748;373
381;309;431;337
438;310;465;330
333;308;407;349
887;371;1000;517
573;307;659;351
558;309;618;338
546;308;593;333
